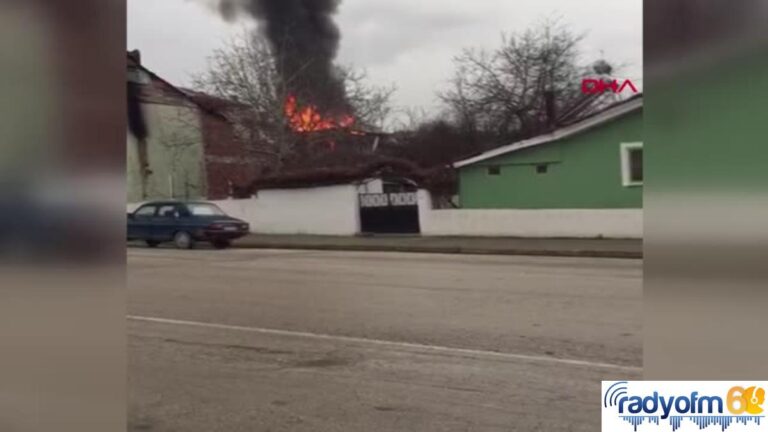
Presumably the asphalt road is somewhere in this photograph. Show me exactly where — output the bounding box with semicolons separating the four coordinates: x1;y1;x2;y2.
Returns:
128;248;642;431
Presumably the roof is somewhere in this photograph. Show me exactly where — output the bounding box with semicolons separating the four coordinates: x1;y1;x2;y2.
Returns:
127;51;228;121
180;88;251;113
232;156;456;197
243;158;425;191
453;94;643;168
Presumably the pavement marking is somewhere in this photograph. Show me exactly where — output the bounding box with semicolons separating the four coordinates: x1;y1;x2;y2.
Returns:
128;315;642;372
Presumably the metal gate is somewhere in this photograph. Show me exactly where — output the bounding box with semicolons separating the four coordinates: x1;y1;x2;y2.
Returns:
359;192;421;234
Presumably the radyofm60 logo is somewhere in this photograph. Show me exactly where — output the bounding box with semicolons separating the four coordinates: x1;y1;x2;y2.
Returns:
602;381;767;432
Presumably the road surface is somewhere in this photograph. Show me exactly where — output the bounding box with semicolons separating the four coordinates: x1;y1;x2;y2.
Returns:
128;248;642;431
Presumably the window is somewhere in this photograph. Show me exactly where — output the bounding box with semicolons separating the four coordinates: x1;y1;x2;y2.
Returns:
187;203;226;216
487;165;501;176
158;205;178;218
536;164;548;174
620;142;643;186
134;205;157;217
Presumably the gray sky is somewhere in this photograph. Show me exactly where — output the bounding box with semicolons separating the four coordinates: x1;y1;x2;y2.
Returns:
128;0;642;112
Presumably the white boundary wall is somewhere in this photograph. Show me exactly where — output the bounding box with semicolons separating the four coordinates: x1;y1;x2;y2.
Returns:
213;185;360;235
128;184;361;235
417;190;642;238
127;186;641;238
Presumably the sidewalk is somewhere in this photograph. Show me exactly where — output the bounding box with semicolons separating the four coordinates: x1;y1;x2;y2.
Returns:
234;234;642;259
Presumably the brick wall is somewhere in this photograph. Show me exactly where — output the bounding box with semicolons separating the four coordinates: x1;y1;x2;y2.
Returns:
198;108;270;199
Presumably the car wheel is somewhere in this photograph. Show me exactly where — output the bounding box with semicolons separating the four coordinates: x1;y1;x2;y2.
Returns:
212;240;231;250
145;240;160;248
173;231;195;250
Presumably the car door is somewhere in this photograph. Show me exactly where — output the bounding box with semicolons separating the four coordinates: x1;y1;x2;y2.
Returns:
151;204;181;241
129;204;158;239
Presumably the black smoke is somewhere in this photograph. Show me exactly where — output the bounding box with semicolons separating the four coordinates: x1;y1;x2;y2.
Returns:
216;0;347;113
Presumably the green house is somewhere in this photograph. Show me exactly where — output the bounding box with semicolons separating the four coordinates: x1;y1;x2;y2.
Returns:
454;95;643;209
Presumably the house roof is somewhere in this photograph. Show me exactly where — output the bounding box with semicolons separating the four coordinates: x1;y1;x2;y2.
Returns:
179;88;251;113
453;94;643;168
233;156;456;196
127;51;228;121
242;158;425;190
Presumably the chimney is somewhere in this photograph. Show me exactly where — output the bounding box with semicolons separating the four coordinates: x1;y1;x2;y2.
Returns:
129;49;141;65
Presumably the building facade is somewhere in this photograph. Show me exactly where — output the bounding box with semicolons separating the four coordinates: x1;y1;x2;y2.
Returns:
127;51;267;203
454;95;643;209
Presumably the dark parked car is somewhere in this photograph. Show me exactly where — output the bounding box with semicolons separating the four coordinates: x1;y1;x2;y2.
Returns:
127;201;249;249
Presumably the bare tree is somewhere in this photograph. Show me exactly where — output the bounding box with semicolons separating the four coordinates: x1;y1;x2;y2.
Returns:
440;18;611;147
193;31;394;170
193;33;293;168
337;66;395;131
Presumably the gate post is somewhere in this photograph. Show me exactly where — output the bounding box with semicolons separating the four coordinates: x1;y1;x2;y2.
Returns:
417;189;432;236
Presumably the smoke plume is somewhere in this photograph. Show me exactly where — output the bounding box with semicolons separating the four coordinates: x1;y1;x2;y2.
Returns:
214;0;347;112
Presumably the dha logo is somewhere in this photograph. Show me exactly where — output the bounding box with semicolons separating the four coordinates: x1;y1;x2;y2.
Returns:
602;381;767;432
582;78;638;94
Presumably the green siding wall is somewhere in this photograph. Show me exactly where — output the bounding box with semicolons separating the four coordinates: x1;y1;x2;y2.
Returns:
127;103;207;202
459;109;642;209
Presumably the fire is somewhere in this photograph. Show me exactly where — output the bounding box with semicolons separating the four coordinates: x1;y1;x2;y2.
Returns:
284;95;355;133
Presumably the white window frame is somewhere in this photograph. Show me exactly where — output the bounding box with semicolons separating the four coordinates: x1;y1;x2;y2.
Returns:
620;142;643;187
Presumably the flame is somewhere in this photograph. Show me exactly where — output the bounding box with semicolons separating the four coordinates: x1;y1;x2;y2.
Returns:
284;95;355;133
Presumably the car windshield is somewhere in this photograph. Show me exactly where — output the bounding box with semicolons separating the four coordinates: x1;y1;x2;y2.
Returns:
187;203;226;216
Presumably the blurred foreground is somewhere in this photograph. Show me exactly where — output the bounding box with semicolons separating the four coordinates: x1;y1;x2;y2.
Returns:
644;0;768;378
0;1;125;431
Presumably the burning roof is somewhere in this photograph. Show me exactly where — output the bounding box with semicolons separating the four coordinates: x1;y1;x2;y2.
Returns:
284;95;355;133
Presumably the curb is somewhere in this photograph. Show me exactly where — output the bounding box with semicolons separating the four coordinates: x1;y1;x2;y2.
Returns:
232;242;643;259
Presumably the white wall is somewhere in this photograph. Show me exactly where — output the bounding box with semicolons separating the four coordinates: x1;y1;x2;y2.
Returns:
128;186;641;238
418;190;642;239
212;184;360;235
357;178;383;194
127;185;360;235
